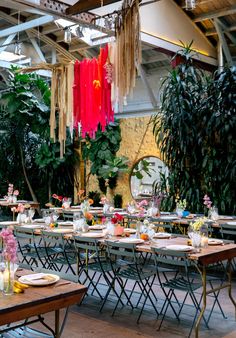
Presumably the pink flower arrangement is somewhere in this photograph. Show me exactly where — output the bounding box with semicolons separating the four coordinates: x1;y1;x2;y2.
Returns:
203;195;212;209
4;183;19;202
136;199;148;217
11;203;25;213
52;194;63;202
0;227;18;263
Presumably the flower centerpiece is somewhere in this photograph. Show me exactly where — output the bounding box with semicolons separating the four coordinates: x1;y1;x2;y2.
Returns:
51;194;63;207
175;198;187;217
203;194;218;220
5;183;19;203
188;217;208;250
100;195;110;213
111;213;124;236
0;227;18;295
11;203;30;223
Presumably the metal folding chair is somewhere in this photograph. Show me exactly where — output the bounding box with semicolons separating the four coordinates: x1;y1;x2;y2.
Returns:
152;247;209;337
41;230;77;274
14;227;48;268
103;240;159;323
73;236;115;301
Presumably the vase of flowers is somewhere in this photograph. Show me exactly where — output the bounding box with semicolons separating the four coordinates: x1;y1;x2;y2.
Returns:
0;227;18;295
112;213;124;236
11;203;29;224
5;183;19;203
188;217;208;250
175;198;187;217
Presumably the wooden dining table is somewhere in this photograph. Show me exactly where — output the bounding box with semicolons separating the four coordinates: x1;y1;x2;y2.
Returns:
136;236;236;338
0;270;87;338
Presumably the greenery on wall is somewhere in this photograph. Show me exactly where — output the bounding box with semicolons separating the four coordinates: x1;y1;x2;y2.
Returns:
82;121;128;193
0;70;78;205
153;52;236;214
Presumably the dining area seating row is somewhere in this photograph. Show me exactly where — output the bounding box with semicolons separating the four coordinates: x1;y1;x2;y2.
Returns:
12;225;236;338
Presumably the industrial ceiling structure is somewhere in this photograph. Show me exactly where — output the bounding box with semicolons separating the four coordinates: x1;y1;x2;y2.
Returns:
0;0;235;109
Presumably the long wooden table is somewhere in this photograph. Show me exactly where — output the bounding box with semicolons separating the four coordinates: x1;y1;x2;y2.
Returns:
0;270;87;338
136;237;236;338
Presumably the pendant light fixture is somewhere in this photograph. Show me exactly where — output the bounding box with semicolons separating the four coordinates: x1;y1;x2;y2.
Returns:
64;27;72;43
185;0;196;11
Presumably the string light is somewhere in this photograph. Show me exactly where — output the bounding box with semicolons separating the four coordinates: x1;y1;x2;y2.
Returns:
64;27;72;43
14;42;22;56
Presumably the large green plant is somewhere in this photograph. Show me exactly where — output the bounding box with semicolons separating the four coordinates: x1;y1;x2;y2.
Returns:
153;51;236;214
82;121;126;193
0;70;77;205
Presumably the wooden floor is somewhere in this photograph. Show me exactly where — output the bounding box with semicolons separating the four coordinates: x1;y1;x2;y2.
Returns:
27;278;236;338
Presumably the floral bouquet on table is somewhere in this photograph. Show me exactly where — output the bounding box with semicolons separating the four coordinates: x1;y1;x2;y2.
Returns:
4;183;19;203
175;198;187;217
51;194;63;207
100;196;111;213
136;199;148;217
11;203;30;223
111;213;124;236
0;227;18;294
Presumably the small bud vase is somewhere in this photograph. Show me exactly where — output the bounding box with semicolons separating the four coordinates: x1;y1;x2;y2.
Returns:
3;261;14;295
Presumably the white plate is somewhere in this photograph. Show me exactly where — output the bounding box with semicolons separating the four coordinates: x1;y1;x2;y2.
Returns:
153;232;171;239
226;222;236;226
118;238;144;244
21;224;43;229
219;216;234;220
19;273;59;286
0;221;19;225
89;225;106;230
90;207;103;210
33;218;45;223
52;228;74;233
165;245;193;251
159;216;178;221
208;239;223;245
124;228;136;234
57;221;73;226
80;232;105;238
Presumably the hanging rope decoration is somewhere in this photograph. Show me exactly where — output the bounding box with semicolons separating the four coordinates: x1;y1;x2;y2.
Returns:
18;63;74;158
111;0;142;112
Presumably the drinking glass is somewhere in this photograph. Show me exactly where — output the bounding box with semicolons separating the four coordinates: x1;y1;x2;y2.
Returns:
192;232;202;252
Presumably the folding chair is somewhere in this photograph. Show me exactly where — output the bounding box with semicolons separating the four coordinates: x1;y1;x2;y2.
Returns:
103;240;159;323
14;227;48;268
152;247;209;337
73;236;115;301
41;230;77;274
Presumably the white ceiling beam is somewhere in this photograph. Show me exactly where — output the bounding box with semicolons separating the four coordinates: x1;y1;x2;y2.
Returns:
194;5;236;22
0;34;16;52
213;19;233;66
0;10;77;61
0;15;55;38
26;33;46;62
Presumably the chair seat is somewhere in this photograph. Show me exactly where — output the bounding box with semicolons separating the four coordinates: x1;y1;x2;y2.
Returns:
117;265;156;281
163;276;202;291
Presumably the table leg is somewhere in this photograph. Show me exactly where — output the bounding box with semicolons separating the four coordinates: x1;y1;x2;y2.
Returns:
55;309;60;338
195;266;207;338
227;259;236;319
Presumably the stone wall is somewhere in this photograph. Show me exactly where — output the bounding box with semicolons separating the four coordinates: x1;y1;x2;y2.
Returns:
86;115;161;206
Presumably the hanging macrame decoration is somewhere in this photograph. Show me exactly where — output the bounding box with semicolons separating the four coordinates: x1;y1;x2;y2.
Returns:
111;0;142;112
18;63;74;158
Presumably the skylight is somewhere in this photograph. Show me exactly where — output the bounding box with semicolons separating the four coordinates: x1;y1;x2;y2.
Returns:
0;51;26;62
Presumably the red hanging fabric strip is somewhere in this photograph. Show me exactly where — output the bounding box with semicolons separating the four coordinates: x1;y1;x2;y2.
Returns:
73;44;114;138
